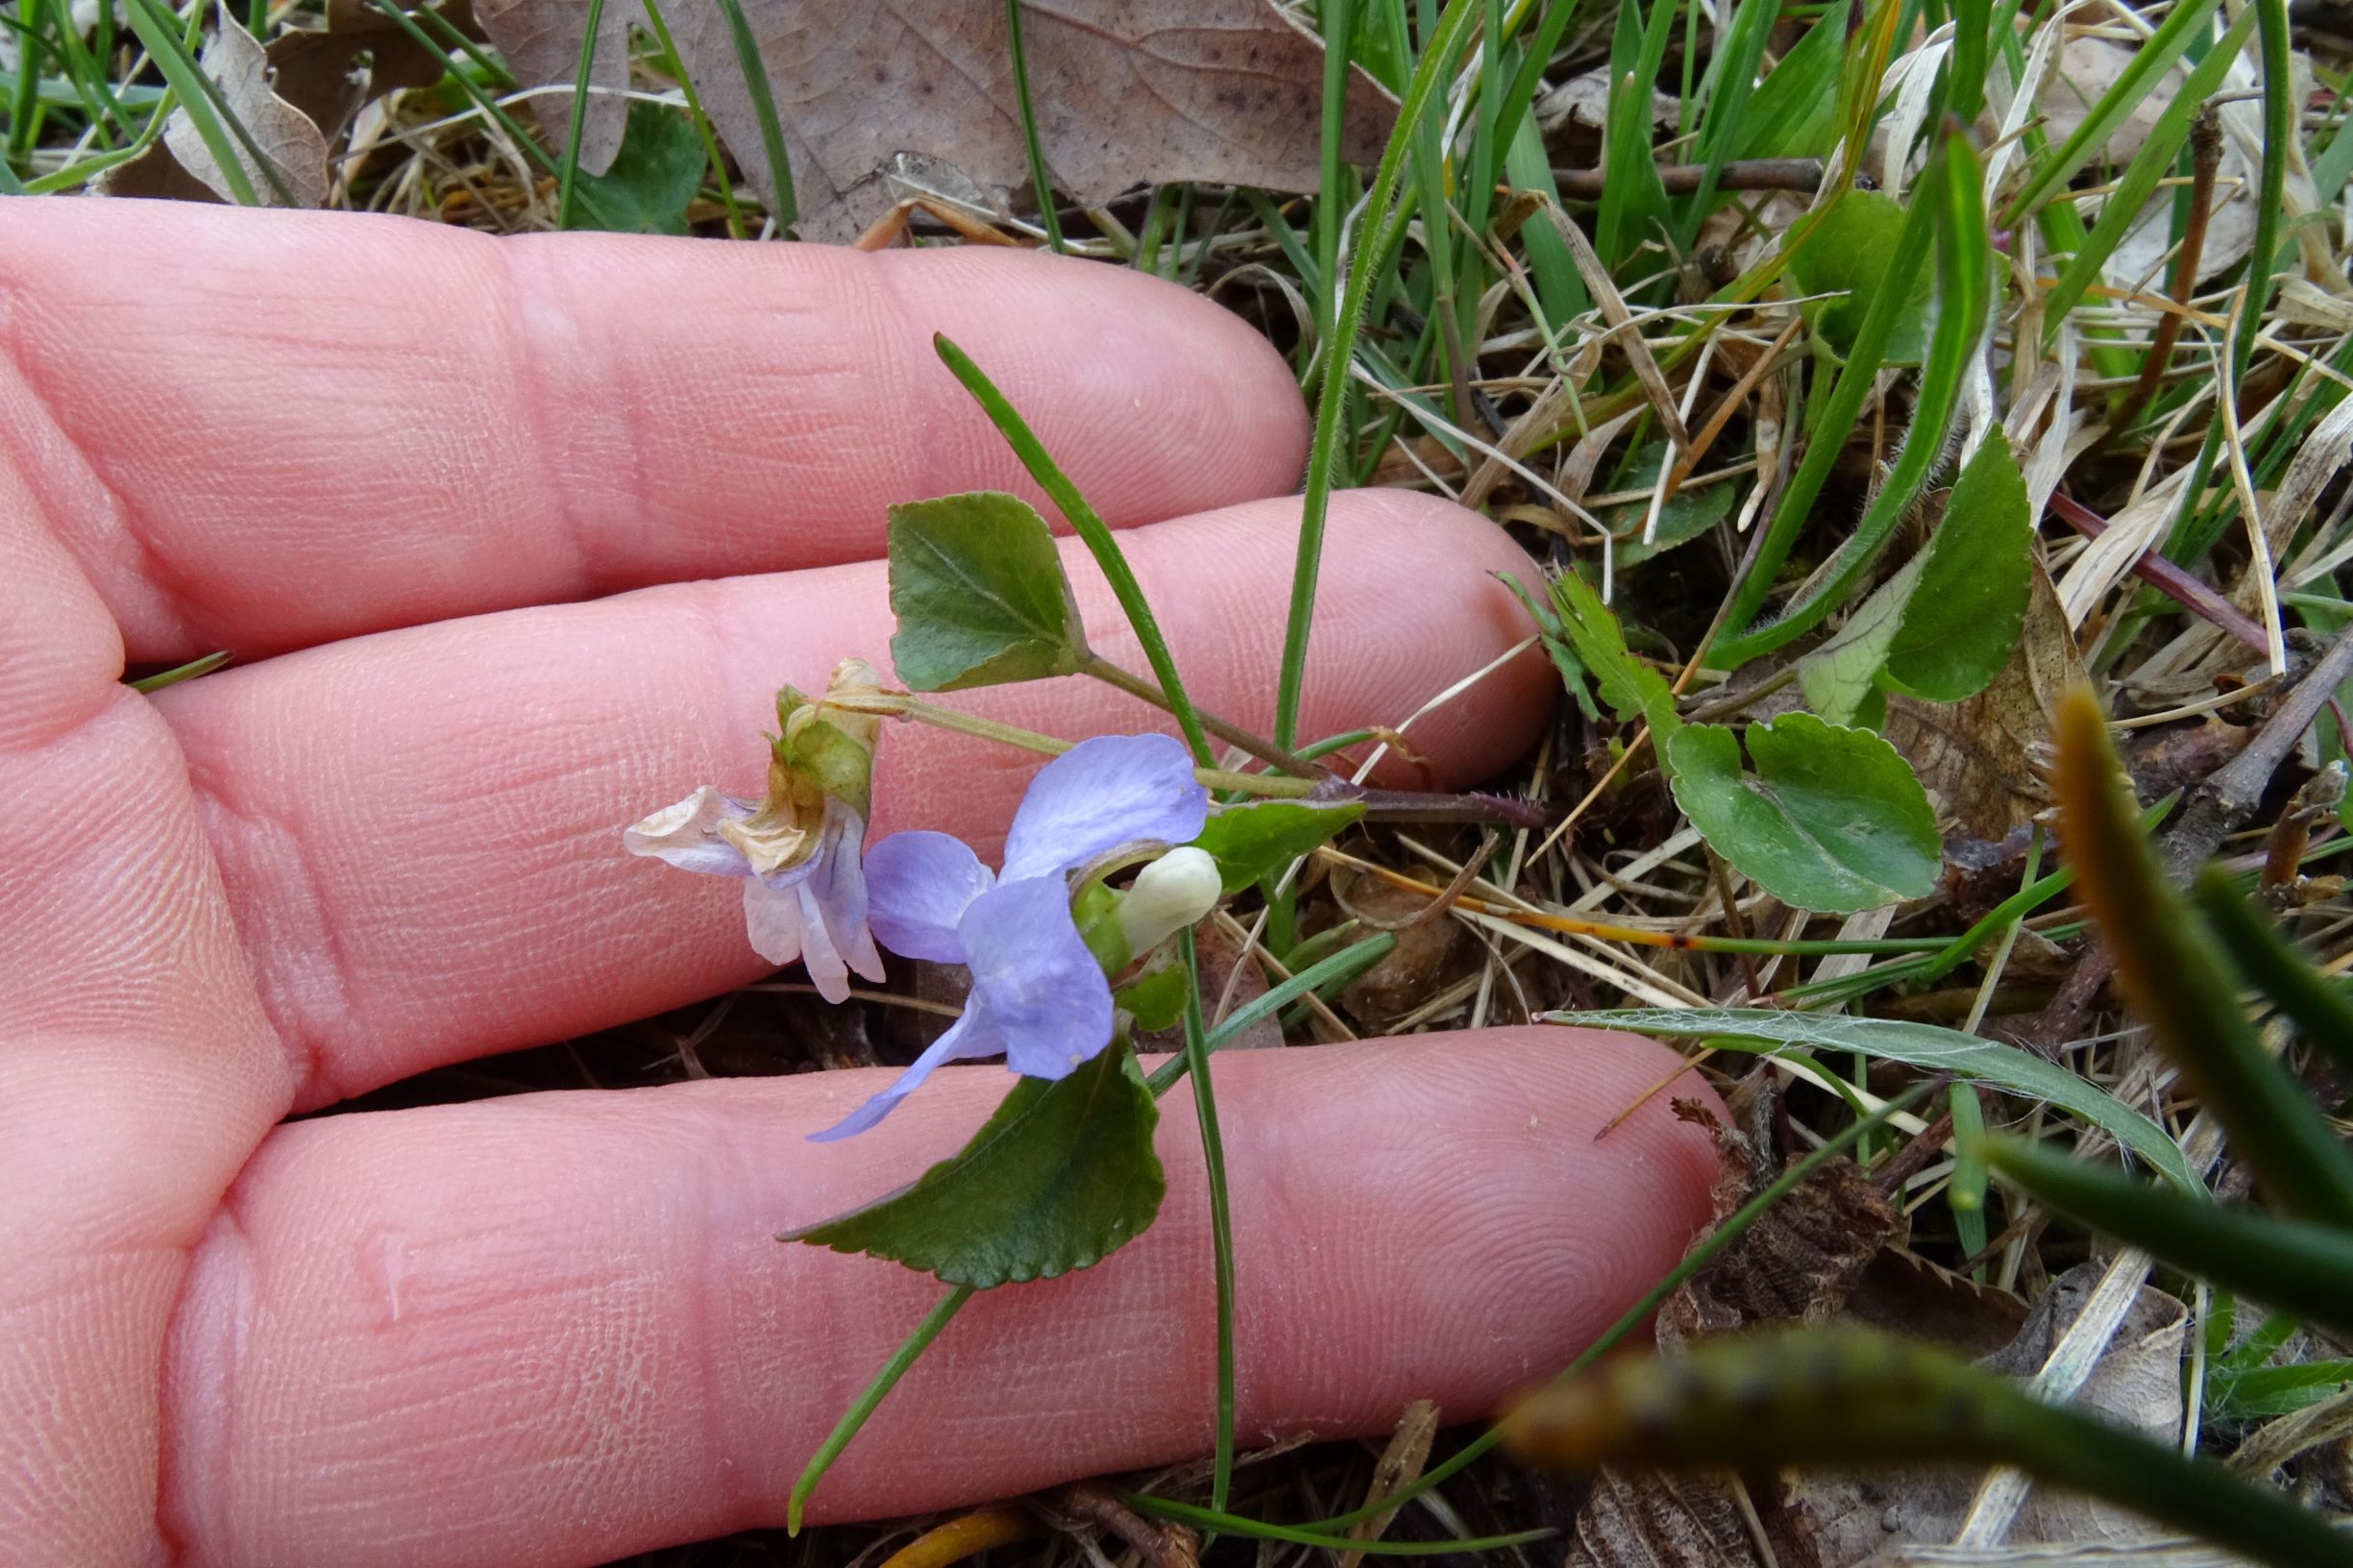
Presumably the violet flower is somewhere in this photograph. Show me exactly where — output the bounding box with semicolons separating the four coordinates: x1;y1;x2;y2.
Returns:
625;786;883;1003
811;733;1213;1141
624;661;887;1004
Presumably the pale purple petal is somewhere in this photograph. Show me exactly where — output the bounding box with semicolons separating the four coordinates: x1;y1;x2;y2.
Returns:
765;802;885;1002
999;734;1210;883
865;830;994;963
807;1005;1008;1141
742;875;807;970
959;877;1114;1081
623;786;755;876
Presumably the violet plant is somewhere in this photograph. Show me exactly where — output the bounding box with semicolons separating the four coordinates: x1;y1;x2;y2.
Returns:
620;336;1533;1529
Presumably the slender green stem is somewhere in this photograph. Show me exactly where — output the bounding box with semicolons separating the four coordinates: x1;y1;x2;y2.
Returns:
710;0;794;231
1003;0;1064;253
787;1285;975;1531
1277;0;1482;748
1082;655;1324;777
1179;929;1237;1513
1303;1079;1940;1531
639;0;745;238
553;0;607;230
846;693;1317;797
932;334;1214;766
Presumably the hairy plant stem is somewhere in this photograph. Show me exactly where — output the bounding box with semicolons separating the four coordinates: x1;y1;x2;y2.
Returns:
832;692;1552;829
1081;655;1328;778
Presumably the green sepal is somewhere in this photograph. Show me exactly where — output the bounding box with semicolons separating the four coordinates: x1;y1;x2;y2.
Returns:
1192;798;1366;894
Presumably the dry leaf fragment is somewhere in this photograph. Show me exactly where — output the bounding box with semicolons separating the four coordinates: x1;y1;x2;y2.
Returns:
265;0;483;139
160;23;331;208
473;0;1396;242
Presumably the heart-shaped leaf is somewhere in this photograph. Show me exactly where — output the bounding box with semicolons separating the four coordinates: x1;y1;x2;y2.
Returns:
783;1043;1162;1287
1882;433;2032;700
1665;713;1938;912
1787;190;1935;363
887;491;1088;692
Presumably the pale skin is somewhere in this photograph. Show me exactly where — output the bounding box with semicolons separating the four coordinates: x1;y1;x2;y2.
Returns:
0;197;1726;1568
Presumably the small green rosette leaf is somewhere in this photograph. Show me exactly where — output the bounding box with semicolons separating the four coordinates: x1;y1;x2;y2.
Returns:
1882;433;2032;700
782;1043;1163;1287
1786;190;1935;363
1665;713;1938;913
887;491;1088;692
1796;433;2031;722
566;100;705;234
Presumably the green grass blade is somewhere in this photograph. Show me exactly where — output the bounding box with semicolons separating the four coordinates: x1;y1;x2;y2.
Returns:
1712;129;1992;665
1553;1006;2198;1190
127;650;228;693
1178;929;1236;1513
1314;0;1357;348
2051;690;2353;1228
638;0;747;238
552;0;609;229
709;0;793;231
2041;5;2254;330
1984;1137;2353;1340
1275;0;1481;749
117;0;259;206
1594;0;1673;270
930;334;1214;767
1998;0;2224;226
1949;1082;1989;1256
7;1;44;162
1004;0;1064;253
2238;0;2292;380
786;1285;974;1531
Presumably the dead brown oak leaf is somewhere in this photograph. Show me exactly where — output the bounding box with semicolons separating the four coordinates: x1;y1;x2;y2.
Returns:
472;0;1396;242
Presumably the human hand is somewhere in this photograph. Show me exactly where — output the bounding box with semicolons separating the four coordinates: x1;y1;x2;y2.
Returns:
0;197;1723;1567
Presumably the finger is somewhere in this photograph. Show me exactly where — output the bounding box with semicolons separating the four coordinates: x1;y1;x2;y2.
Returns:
156;489;1551;1108
0;464;290;1557
0;198;1310;663
161;1026;1724;1568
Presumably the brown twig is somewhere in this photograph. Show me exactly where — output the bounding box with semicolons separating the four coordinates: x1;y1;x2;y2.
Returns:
1042;1483;1199;1568
2047;492;2269;654
2158;626;2353;879
2030;626;2353;1047
1554;158;1826;199
2110;105;2224;437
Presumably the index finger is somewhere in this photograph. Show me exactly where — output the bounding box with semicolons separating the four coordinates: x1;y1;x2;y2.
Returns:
0;199;1311;663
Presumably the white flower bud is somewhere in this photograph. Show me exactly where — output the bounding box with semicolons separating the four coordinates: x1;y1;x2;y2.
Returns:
1115;845;1221;956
